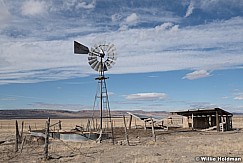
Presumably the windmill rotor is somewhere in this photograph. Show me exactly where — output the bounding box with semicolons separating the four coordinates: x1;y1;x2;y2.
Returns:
74;41;117;72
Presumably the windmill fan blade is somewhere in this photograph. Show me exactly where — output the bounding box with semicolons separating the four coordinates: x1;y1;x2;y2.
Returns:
107;47;116;54
91;60;99;70
88;55;97;61
103;63;108;71
107;53;117;61
74;41;89;54
95;62;102;72
102;44;108;51
107;44;115;52
106;58;116;65
104;61;112;69
107;48;118;59
88;58;97;65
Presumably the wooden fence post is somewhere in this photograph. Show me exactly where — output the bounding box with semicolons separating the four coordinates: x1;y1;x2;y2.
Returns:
15;120;19;152
111;120;114;145
44;117;50;160
123;115;130;146
134;119;137;129
144;121;147;130
86;119;90;131
128;115;132;129
151;118;156;142
59;120;62;130
20;121;24;142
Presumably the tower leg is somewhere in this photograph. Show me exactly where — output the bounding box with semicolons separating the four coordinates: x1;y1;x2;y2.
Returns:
92;75;113;143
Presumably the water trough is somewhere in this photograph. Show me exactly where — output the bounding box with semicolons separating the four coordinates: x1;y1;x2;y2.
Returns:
30;130;109;142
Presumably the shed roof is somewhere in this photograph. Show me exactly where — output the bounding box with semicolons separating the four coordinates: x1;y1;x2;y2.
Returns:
171;108;233;117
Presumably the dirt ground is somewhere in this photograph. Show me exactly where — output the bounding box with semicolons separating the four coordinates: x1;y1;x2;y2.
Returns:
0;117;243;163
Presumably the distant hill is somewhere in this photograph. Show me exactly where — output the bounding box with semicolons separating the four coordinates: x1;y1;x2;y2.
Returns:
0;109;168;119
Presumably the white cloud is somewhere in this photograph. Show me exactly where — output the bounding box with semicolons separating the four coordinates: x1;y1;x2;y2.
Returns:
194;0;243;12
125;92;167;101
185;1;194;18
76;0;96;9
0;0;10;28
108;92;115;96
111;14;122;22
21;0;48;16
183;70;211;80
1;17;243;84
125;13;138;24
61;0;96;10
155;22;174;31
234;94;243;100
119;13;139;30
0;1;243;85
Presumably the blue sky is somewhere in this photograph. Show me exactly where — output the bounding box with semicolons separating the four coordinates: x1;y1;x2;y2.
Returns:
0;0;243;112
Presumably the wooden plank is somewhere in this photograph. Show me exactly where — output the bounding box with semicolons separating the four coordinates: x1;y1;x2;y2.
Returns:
123;115;130;146
216;111;220;132
192;113;194;130
20;136;26;153
221;116;224;132
201;126;217;131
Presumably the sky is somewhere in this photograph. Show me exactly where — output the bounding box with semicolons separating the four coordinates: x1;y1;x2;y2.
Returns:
0;0;243;113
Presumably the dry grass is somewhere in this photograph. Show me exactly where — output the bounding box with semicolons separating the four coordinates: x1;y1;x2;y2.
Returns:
0;116;243;163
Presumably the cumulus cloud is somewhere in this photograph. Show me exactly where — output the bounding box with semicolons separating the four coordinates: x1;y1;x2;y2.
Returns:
119;13;139;30
21;0;48;16
155;22;174;31
125;93;167;101
125;13;138;24
183;70;211;80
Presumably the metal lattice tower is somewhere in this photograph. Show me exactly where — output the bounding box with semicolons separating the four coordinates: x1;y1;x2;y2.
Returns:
93;74;111;131
74;41;117;142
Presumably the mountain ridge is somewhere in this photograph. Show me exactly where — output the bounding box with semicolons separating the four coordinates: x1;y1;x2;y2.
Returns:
0;109;168;119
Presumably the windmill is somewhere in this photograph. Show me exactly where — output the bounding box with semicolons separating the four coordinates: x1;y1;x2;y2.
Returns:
74;41;117;142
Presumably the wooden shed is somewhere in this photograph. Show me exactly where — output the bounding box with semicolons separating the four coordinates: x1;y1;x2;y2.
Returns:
171;108;233;132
